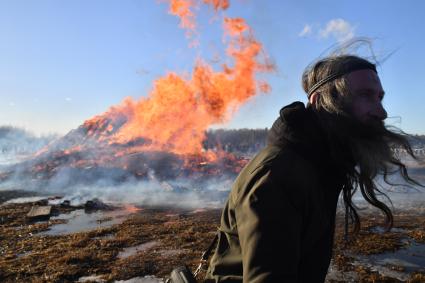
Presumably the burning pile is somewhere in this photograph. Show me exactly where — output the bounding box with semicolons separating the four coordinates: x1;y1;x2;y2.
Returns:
1;0;273;187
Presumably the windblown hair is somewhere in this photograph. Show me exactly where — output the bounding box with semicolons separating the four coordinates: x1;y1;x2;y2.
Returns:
302;55;421;235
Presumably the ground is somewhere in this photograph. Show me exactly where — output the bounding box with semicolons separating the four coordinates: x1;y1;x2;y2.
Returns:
0;190;424;283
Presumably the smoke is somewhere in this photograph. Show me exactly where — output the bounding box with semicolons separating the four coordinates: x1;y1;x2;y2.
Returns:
56;178;233;208
0;163;234;208
0;126;57;166
0;134;237;209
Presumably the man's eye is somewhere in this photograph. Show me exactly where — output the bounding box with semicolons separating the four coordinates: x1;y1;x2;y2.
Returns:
357;92;369;97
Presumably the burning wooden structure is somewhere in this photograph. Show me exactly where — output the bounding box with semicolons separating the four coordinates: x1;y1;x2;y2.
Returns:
0;0;271;188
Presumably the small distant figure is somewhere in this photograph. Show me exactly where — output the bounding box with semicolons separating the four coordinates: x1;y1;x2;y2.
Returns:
204;54;420;282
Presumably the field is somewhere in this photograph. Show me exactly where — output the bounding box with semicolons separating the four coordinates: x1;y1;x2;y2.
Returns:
0;190;424;283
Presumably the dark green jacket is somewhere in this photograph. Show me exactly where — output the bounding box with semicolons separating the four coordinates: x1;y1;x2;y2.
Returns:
205;102;347;283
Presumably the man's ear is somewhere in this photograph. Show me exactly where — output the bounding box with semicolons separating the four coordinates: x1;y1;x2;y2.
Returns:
309;92;319;105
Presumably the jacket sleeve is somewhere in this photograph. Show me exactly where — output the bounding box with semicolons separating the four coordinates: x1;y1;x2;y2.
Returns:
235;168;303;283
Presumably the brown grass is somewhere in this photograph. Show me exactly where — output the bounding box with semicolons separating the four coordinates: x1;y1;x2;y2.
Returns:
0;194;424;282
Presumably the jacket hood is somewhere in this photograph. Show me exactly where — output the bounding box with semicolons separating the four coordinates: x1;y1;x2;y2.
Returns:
267;101;351;181
267;101;326;150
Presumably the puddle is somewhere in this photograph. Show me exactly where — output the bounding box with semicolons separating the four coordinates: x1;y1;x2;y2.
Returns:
190;208;207;214
78;274;164;283
165;214;179;217
352;240;425;281
115;275;163;283
38;209;131;236
93;233;115;240
351;259;410;281
326;261;359;282
78;274;106;282
327;240;425;281
158;249;185;257
360;240;425;272
369;226;407;234
3;196;48;205
118;241;160;259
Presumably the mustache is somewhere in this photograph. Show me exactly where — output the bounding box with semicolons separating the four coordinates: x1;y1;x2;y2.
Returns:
326;112;403;146
318;111;414;175
345;116;417;181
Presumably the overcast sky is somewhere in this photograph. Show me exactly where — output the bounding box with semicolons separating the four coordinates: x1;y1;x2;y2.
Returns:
1;0;424;135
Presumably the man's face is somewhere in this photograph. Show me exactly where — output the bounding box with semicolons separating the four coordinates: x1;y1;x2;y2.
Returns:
345;69;387;124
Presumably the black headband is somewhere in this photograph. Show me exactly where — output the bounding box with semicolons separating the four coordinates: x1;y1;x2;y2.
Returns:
307;62;377;98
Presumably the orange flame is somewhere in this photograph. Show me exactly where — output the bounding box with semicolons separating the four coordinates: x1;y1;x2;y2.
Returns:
168;0;229;46
203;0;229;11
82;0;273;157
169;0;230;31
123;204;142;213
168;0;196;34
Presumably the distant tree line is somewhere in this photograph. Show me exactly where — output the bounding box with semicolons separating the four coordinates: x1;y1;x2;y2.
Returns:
203;129;425;154
1;126;424;157
203;128;269;154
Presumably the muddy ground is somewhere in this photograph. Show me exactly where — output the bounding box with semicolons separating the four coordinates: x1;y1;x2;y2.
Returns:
0;190;424;283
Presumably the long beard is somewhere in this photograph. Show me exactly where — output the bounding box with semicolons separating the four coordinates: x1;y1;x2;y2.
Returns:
348;120;406;179
319;111;412;180
317;110;419;233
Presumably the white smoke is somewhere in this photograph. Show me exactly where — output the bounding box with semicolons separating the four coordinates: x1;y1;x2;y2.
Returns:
0;157;235;209
0;126;57;166
1;125;424;211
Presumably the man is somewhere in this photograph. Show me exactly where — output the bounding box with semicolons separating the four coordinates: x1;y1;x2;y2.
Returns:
204;55;418;282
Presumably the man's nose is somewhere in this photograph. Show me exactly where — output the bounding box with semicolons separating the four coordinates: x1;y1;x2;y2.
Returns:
370;103;387;121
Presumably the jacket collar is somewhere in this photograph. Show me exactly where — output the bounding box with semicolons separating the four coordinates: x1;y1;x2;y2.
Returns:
267;101;329;163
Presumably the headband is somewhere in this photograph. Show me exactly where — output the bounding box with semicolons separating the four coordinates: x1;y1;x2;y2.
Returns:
307;61;377;98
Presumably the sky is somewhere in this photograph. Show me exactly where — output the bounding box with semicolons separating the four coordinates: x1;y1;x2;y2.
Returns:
1;0;425;136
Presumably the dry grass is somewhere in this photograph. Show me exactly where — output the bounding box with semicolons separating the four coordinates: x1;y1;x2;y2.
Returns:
0;192;424;282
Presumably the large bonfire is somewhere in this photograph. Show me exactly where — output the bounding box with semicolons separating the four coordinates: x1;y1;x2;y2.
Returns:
1;0;273;186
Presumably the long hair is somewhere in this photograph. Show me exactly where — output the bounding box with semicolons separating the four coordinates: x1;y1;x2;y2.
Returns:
302;55;422;234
